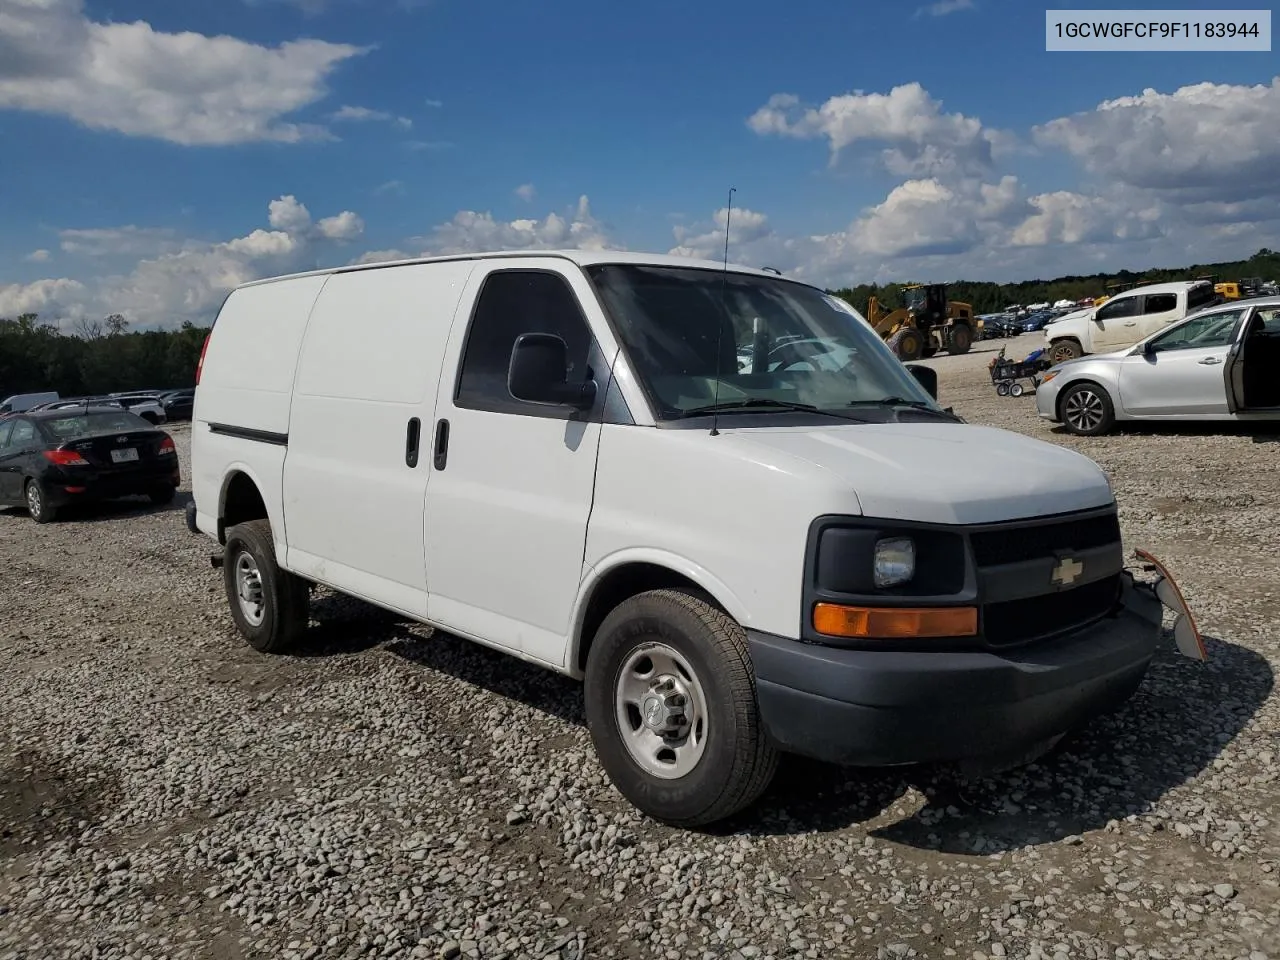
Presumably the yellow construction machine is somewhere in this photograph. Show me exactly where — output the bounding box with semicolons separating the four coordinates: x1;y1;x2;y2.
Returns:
866;283;975;361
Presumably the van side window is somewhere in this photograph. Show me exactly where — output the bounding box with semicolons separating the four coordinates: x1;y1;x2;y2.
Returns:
455;270;594;414
1096;296;1139;321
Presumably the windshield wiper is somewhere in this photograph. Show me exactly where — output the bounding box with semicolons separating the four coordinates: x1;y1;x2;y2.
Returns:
846;397;964;422
678;398;870;422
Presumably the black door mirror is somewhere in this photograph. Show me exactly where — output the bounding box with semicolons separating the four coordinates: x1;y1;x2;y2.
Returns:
904;363;938;400
508;333;597;410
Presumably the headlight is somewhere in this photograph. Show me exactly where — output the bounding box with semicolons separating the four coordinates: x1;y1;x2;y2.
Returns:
873;537;915;588
1040;371;1058;384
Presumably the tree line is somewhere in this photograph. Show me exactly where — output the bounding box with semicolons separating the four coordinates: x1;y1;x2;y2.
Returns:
829;248;1280;316
0;313;208;398
4;248;1279;397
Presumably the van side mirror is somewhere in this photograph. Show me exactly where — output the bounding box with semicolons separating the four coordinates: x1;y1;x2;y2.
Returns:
508;333;597;410
904;363;938;399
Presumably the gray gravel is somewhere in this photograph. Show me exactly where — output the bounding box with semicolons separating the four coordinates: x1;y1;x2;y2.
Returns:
3;343;1279;960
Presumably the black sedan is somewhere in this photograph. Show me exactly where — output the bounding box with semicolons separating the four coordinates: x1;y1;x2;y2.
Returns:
0;407;181;523
160;388;195;421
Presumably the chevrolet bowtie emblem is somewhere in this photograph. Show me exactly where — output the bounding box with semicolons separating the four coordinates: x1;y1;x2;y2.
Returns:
1051;556;1084;586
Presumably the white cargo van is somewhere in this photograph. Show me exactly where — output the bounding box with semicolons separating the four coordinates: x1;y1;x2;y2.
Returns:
0;391;58;416
190;250;1199;826
1045;280;1220;364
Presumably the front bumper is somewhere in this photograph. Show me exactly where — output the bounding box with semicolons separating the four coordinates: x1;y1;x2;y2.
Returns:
1034;376;1062;420
750;573;1163;769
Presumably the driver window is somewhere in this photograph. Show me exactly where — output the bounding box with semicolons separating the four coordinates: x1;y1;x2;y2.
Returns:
1150;310;1242;352
1096;296;1139;321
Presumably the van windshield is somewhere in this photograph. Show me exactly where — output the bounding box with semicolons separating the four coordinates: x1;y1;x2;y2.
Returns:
584;263;940;421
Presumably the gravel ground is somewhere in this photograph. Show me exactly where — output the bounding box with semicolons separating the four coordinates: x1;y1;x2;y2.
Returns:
2;340;1278;960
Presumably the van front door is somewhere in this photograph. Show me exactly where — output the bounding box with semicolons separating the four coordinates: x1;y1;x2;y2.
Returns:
424;262;609;667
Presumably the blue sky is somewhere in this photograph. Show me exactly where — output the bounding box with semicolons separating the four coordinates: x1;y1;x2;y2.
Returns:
2;0;1278;329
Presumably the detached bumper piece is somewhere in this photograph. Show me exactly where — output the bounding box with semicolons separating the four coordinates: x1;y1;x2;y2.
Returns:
750;572;1171;769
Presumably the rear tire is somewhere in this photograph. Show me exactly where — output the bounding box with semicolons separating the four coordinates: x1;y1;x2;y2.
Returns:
223;519;310;654
149;486;176;505
25;479;56;524
946;322;973;356
584;588;779;827
1009;382;1025;397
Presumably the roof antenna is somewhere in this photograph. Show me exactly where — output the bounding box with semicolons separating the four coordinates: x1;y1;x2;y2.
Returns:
709;187;735;438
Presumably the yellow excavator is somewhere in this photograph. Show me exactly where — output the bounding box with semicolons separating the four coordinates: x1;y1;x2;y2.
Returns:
866;283;975;361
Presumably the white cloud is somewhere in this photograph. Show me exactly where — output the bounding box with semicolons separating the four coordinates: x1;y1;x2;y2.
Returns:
373;180;406;196
4;194;364;330
0;0;366;146
406;140;453;152
24;249;51;263
58;226;178;258
0;278;87;319
1010;190;1162;247
331;105;412;129
1033;78;1280;201
316;211;365;241
424;98;443;109
748;83;1010;176
424;196;613;254
915;0;974;17
514;183;536;202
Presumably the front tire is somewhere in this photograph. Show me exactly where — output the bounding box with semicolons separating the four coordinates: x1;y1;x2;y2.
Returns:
25;479;56;524
946;322;973;356
1059;382;1116;436
887;328;925;362
584;589;779;827
1049;339;1083;364
223;519;310;653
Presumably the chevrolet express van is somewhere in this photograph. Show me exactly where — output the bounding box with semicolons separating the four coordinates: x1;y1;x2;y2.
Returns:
190;251;1196;826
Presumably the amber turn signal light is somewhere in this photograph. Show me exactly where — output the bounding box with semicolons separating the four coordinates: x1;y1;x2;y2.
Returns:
812;603;978;639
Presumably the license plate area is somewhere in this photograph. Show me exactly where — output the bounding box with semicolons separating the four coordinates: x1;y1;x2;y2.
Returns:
110;447;139;464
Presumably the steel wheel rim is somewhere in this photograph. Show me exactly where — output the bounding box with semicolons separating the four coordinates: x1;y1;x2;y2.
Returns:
614;642;708;780
26;483;40;516
235;552;266;627
1052;345;1075;363
1064;389;1105;432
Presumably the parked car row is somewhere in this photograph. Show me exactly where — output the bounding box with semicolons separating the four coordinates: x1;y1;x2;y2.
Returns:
0;388;195;424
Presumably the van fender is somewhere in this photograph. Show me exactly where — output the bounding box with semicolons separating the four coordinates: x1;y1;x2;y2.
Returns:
568;547;750;673
217;459;287;551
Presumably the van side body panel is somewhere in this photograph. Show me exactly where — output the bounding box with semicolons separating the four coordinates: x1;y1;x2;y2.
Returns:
282;261;476;616
191;276;328;544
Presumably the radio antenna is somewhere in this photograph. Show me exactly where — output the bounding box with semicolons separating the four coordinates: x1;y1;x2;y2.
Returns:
709;187;735;437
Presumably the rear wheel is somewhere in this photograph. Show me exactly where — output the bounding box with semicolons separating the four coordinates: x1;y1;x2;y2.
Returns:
149;486;176;505
946;322;973;356
1059;382;1115;436
1009;382;1025;397
25;479;56;524
223;519;310;653
584;589;779;827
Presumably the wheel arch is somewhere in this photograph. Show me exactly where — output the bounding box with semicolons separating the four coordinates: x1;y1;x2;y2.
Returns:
568;552;748;680
1055;377;1116;421
216;465;274;545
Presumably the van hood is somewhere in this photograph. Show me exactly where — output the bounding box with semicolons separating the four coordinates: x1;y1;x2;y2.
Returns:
731;421;1114;525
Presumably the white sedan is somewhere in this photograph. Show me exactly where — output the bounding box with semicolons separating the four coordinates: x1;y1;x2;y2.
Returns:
1035;297;1280;436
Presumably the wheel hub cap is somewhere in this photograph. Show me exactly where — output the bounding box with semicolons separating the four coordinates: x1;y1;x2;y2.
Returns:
235;553;266;627
615;643;708;780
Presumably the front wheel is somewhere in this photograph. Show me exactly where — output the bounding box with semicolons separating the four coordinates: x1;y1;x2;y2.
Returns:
946;322;973;356
1059;382;1115;436
584;589;779;827
1049;339;1083;364
1009;382;1025;397
223;519;310;653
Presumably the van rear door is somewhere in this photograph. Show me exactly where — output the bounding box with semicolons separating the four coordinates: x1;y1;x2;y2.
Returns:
422;259;613;666
283;261;475;616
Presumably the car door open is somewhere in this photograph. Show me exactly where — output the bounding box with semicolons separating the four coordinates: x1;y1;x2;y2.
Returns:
1118;310;1245;417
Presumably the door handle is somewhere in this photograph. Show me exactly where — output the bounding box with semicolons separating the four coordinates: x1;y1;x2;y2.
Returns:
433;418;450;470
1198;356;1223;365
405;417;421;467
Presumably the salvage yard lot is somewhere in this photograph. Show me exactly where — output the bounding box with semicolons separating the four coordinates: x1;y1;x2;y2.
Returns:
2;338;1278;960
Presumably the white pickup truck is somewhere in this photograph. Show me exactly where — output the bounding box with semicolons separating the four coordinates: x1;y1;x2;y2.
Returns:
1045;280;1221;365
